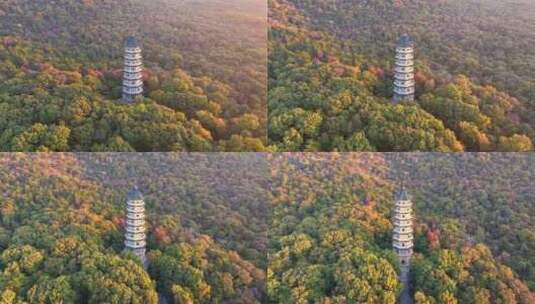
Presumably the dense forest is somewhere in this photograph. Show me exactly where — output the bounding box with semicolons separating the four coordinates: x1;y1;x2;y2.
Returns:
0;0;267;151
268;153;535;303
0;153;268;303
268;0;535;151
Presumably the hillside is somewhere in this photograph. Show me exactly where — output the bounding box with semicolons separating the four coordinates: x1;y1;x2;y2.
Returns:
0;0;267;151
268;0;535;151
0;153;268;303
268;153;535;303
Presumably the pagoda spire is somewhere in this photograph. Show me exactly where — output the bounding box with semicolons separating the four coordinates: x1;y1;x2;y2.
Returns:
393;184;414;303
124;185;147;266
393;34;415;102
122;36;144;102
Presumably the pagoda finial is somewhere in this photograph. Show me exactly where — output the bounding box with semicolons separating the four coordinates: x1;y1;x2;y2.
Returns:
396;173;410;201
125;36;139;48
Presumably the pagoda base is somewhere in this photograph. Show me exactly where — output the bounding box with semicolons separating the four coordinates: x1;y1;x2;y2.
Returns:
393;93;414;103
122;93;143;103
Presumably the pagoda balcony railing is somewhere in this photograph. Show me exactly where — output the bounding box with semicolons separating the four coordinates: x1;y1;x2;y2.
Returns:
124;73;142;80
396;248;413;256
394;206;412;213
124;64;142;70
125;55;142;62
125;224;144;231
126;219;145;226
126;211;144;217
394;211;413;218
123;76;142;82
394;90;415;96
125;53;142;60
126;203;144;209
395;74;414;81
123;86;143;95
126;206;145;213
124;66;142;73
123;72;143;79
395;53;413;60
393;240;414;249
395;200;413;207
126;209;144;216
127;199;145;206
127;213;145;220
393;219;412;227
395;66;414;73
125;60;143;66
394;87;415;95
394;227;413;234
125;47;142;54
394;224;412;231
123;80;143;87
393;221;413;228
125;233;146;241
123;87;143;95
393;214;413;220
394;80;415;88
124;56;142;62
126;233;146;240
393;235;414;242
125;240;146;248
395;60;414;67
396;47;413;53
126;226;145;233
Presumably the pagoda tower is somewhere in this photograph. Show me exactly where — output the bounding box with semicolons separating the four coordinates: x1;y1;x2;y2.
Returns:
393;34;415;102
124;186;147;265
392;185;414;285
122;36;144;103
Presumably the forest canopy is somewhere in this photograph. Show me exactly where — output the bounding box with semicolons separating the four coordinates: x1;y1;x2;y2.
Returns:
268;0;535;151
0;0;267;151
0;153;268;303
268;153;535;303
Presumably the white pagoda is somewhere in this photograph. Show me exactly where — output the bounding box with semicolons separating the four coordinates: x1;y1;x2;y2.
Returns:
393;34;415;102
122;36;144;102
392;185;414;284
124;186;147;265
